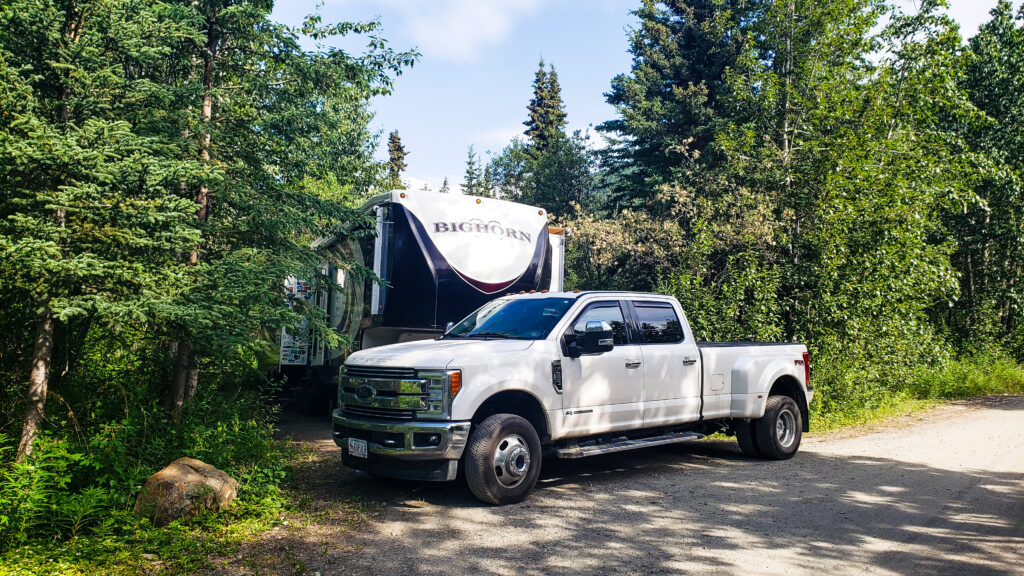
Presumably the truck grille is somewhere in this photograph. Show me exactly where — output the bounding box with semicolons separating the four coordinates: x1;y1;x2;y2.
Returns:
340;365;447;421
343;366;417;380
343;405;417;420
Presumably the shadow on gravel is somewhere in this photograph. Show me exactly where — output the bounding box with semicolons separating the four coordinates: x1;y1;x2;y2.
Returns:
268;440;1023;575
950;394;1024;411
254;403;1024;576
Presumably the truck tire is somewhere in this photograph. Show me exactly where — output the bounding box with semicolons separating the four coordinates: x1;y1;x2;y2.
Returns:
754;395;802;460
464;414;542;505
734;419;763;457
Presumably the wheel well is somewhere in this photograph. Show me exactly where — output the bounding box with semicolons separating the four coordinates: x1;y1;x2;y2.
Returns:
769;375;810;432
472;391;550;443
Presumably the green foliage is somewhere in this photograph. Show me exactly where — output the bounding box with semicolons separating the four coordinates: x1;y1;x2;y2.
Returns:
910;351;1024;399
489;131;597;217
599;0;748;205
0;0;201;325
481;59;596;217
667;252;784;342
562;202;684;291
0;373;289;556
949;0;1024;357
584;0;1015;426
0;0;412;570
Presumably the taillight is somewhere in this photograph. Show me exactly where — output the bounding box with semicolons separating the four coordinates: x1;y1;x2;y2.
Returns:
802;351;811;388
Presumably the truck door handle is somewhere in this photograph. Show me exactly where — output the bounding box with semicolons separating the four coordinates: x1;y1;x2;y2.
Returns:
625;360;642;369
683;357;697;366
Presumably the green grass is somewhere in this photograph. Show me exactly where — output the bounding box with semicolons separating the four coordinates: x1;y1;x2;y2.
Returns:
809;392;941;433
0;493;288;576
909;353;1024;399
0;440;386;576
810;352;1024;433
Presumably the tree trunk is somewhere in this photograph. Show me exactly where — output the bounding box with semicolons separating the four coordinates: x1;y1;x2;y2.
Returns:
16;307;55;462
165;342;193;422
169;17;218;412
18;0;82;460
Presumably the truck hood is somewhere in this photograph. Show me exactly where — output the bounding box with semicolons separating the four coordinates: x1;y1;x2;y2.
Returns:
345;338;536;370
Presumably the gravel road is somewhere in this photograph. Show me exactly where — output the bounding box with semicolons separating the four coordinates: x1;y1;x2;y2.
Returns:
259;396;1024;576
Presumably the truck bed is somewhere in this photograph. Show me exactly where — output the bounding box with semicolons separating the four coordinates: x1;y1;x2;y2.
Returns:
698;341;803;347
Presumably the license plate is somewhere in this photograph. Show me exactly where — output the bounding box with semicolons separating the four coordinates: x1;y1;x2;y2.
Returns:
348;437;368;458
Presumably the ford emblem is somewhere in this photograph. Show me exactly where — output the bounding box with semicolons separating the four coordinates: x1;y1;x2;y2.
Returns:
355;384;376;401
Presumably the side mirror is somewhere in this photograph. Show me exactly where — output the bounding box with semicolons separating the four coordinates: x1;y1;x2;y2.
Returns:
444;321;454;333
582;320;614;355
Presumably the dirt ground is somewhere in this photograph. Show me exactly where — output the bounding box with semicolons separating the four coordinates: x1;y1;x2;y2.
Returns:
204;395;1024;575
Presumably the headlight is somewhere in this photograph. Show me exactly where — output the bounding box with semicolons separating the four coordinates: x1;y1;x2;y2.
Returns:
418;369;461;418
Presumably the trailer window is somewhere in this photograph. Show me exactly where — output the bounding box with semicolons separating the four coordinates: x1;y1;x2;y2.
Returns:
633;303;684;344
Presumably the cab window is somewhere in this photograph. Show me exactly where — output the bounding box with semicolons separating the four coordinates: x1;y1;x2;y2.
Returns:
633;302;684;344
569;303;629;345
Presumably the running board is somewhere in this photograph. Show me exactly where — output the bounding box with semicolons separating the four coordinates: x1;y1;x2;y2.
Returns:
555;431;705;459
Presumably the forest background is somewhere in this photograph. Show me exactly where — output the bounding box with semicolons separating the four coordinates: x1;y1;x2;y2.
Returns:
3;0;1024;573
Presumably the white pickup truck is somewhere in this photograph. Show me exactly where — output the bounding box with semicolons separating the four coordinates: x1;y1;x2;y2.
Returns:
332;291;812;504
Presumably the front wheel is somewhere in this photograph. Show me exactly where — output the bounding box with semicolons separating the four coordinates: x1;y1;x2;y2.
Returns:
464;414;542;505
754;395;803;460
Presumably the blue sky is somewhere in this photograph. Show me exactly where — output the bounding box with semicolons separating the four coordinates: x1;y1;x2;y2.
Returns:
272;0;1015;194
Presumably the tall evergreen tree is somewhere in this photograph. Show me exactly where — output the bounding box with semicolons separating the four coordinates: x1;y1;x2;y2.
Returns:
0;0;202;459
489;60;594;214
524;58;568;154
387;130;408;189
599;0;747;205
462;145;490;197
439;177;451;193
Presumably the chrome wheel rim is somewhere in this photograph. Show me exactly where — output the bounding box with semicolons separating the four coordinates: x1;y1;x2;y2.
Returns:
492;433;531;488
776;407;797;449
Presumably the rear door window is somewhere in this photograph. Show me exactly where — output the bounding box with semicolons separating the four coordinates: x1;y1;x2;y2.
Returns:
633;303;684;344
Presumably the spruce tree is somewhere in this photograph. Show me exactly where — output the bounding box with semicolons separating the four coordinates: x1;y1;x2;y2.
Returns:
463;145;490;197
0;0;202;459
599;0;747;203
524;59;568;154
387;130;408;189
440;177;451;193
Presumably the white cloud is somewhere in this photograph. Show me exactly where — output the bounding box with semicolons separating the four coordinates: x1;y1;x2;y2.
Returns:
403;175;464;194
331;0;544;62
402;176;433;191
405;0;542;61
470;125;525;152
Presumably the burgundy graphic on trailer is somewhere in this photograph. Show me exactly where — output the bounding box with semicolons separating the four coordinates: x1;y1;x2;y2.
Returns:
398;193;549;294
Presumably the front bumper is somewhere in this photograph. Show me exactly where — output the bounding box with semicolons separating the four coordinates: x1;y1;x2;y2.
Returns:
331;409;471;481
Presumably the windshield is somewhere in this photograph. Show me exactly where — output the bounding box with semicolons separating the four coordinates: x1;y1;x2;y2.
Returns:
445;297;576;340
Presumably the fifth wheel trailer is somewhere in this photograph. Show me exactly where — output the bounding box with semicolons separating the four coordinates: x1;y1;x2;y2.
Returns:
278;190;567;412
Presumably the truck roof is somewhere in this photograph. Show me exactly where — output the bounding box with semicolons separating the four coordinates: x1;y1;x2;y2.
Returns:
501;290;677;301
